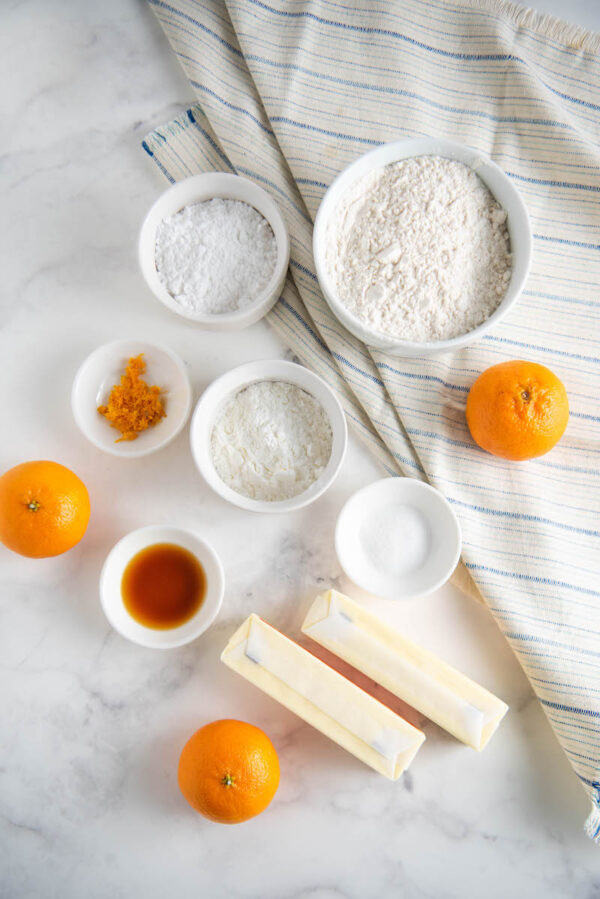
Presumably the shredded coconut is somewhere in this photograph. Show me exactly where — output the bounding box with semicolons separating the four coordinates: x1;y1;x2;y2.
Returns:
155;199;277;315
326;156;512;342
210;380;333;502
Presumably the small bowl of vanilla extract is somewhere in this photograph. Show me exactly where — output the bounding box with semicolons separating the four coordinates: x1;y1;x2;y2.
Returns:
100;525;224;649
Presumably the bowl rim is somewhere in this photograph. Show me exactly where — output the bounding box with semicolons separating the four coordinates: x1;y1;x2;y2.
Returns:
313;137;532;356
189;358;348;513
71;337;192;459
138;172;291;329
334;477;462;601
99;524;225;649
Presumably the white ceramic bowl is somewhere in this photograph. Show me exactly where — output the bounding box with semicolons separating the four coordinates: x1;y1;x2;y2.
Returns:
190;359;348;513
72;338;192;458
313;138;532;357
335;478;462;600
139;173;291;329
99;525;224;649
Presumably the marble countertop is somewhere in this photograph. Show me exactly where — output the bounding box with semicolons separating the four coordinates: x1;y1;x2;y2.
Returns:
2;2;599;897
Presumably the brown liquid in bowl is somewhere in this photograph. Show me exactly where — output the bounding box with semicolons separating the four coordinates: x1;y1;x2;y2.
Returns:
121;543;206;630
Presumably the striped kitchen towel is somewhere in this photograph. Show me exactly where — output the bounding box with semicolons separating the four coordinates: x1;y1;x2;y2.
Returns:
142;0;600;840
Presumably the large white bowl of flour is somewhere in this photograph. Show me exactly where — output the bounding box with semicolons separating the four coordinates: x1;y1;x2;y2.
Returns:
313;138;531;356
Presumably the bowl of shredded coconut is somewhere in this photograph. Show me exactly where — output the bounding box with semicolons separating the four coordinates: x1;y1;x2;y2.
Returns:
139;173;290;329
190;360;347;512
313;138;531;356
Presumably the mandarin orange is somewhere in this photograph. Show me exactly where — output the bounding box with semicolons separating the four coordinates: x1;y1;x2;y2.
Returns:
0;461;90;558
178;719;280;824
466;360;569;460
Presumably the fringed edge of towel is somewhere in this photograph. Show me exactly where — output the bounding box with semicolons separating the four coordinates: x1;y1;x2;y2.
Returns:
584;804;600;843
465;0;600;53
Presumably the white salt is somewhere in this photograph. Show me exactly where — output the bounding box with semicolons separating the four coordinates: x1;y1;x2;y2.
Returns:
360;503;431;576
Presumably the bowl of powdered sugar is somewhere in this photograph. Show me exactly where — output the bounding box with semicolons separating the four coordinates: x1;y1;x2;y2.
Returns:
313;138;531;356
139;173;290;329
189;360;347;513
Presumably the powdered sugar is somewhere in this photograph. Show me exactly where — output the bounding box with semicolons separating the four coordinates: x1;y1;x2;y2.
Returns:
155;199;277;315
326;156;512;342
210;380;333;502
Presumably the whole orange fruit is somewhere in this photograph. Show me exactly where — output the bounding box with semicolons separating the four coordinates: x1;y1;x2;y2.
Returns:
466;360;569;460
178;719;280;824
0;461;91;558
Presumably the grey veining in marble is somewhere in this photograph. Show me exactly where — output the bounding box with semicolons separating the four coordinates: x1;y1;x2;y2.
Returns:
1;1;599;897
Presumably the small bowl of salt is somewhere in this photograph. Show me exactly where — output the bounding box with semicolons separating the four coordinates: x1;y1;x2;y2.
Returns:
335;478;462;601
139;173;290;329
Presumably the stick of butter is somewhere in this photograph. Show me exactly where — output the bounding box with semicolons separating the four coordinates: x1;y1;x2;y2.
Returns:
221;614;425;779
302;590;508;751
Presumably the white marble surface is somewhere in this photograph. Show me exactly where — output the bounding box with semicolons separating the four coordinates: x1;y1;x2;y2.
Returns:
1;2;599;897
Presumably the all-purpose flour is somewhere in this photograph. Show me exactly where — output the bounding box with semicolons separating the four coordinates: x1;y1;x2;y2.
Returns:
326;156;512;342
155;199;277;315
211;380;333;502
